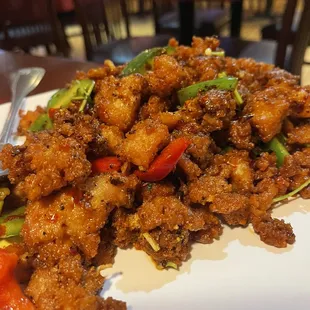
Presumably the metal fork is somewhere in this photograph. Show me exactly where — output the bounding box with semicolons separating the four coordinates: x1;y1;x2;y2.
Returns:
0;67;45;177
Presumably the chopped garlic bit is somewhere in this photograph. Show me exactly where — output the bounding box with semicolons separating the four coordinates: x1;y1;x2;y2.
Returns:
204;48;212;56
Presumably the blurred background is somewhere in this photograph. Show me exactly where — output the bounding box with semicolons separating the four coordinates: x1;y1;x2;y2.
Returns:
0;0;309;84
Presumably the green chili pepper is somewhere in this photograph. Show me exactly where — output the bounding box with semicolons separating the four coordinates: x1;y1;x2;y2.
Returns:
0;206;25;238
29;79;95;132
121;46;176;77
47;79;94;110
266;136;289;167
177;77;238;105
29;113;53;132
273;178;310;203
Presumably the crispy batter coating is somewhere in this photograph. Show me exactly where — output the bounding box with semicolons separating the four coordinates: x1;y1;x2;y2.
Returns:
146;55;189;97
287;123;310;144
95;74;146;132
120;119;170;169
229;119;254;150
247;87;290;142
210;193;250;226
100;125;124;155
1;36;310;308
188;175;232;205
26;257;125;310
252;216;295;248
0;132;91;201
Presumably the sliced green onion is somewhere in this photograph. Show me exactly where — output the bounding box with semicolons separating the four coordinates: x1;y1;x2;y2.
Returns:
233;88;243;105
205;48;225;57
142;232;160;252
266;136;290;167
165;261;178;269
273;178;310;203
121;46;175;77
177;77;238;105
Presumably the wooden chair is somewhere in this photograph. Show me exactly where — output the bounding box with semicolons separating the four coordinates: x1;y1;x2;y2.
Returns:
152;0;230;38
220;0;310;77
74;0;171;64
0;0;68;56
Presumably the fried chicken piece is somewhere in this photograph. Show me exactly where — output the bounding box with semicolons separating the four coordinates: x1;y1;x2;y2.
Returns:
139;95;171;120
174;122;215;169
135;228;191;267
247;87;290;142
53;109;102;146
289;86;310;118
177;155;202;181
112;208;140;249
120;119;169;169
188;175;232;205
229;119;254;150
199;89;237;132
249;178;279;217
287;123;310;144
95;74;146;132
146;54;189;97
190;209;223;244
210;193;250;226
231;151;254;193
139;182;175;202
22;173;140;259
138;196;190;231
254;152;278;181
26;256;126;310
252;215;295;248
101;125;124;155
0;132;91;201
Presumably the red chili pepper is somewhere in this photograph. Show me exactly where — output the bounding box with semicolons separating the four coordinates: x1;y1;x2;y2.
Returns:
135;137;191;182
0;250;34;310
48;108;57;119
91;157;122;174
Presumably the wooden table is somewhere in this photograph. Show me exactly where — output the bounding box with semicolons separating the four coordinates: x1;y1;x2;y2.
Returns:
0;50;97;104
178;0;244;45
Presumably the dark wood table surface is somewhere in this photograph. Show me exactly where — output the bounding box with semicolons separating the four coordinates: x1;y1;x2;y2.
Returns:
0;50;97;104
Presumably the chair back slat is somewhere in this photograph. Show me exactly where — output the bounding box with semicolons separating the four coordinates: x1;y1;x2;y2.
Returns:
290;0;310;76
74;0;131;60
275;0;298;68
0;0;67;55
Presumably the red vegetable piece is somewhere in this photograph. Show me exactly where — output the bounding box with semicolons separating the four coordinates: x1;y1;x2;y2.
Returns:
0;249;34;310
135;137;191;182
92;157;122;174
48;108;57;119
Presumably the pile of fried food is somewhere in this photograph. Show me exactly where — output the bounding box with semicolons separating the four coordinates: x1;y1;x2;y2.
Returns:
0;36;310;309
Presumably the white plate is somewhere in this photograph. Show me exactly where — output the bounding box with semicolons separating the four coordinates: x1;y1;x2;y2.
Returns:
1;92;310;310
